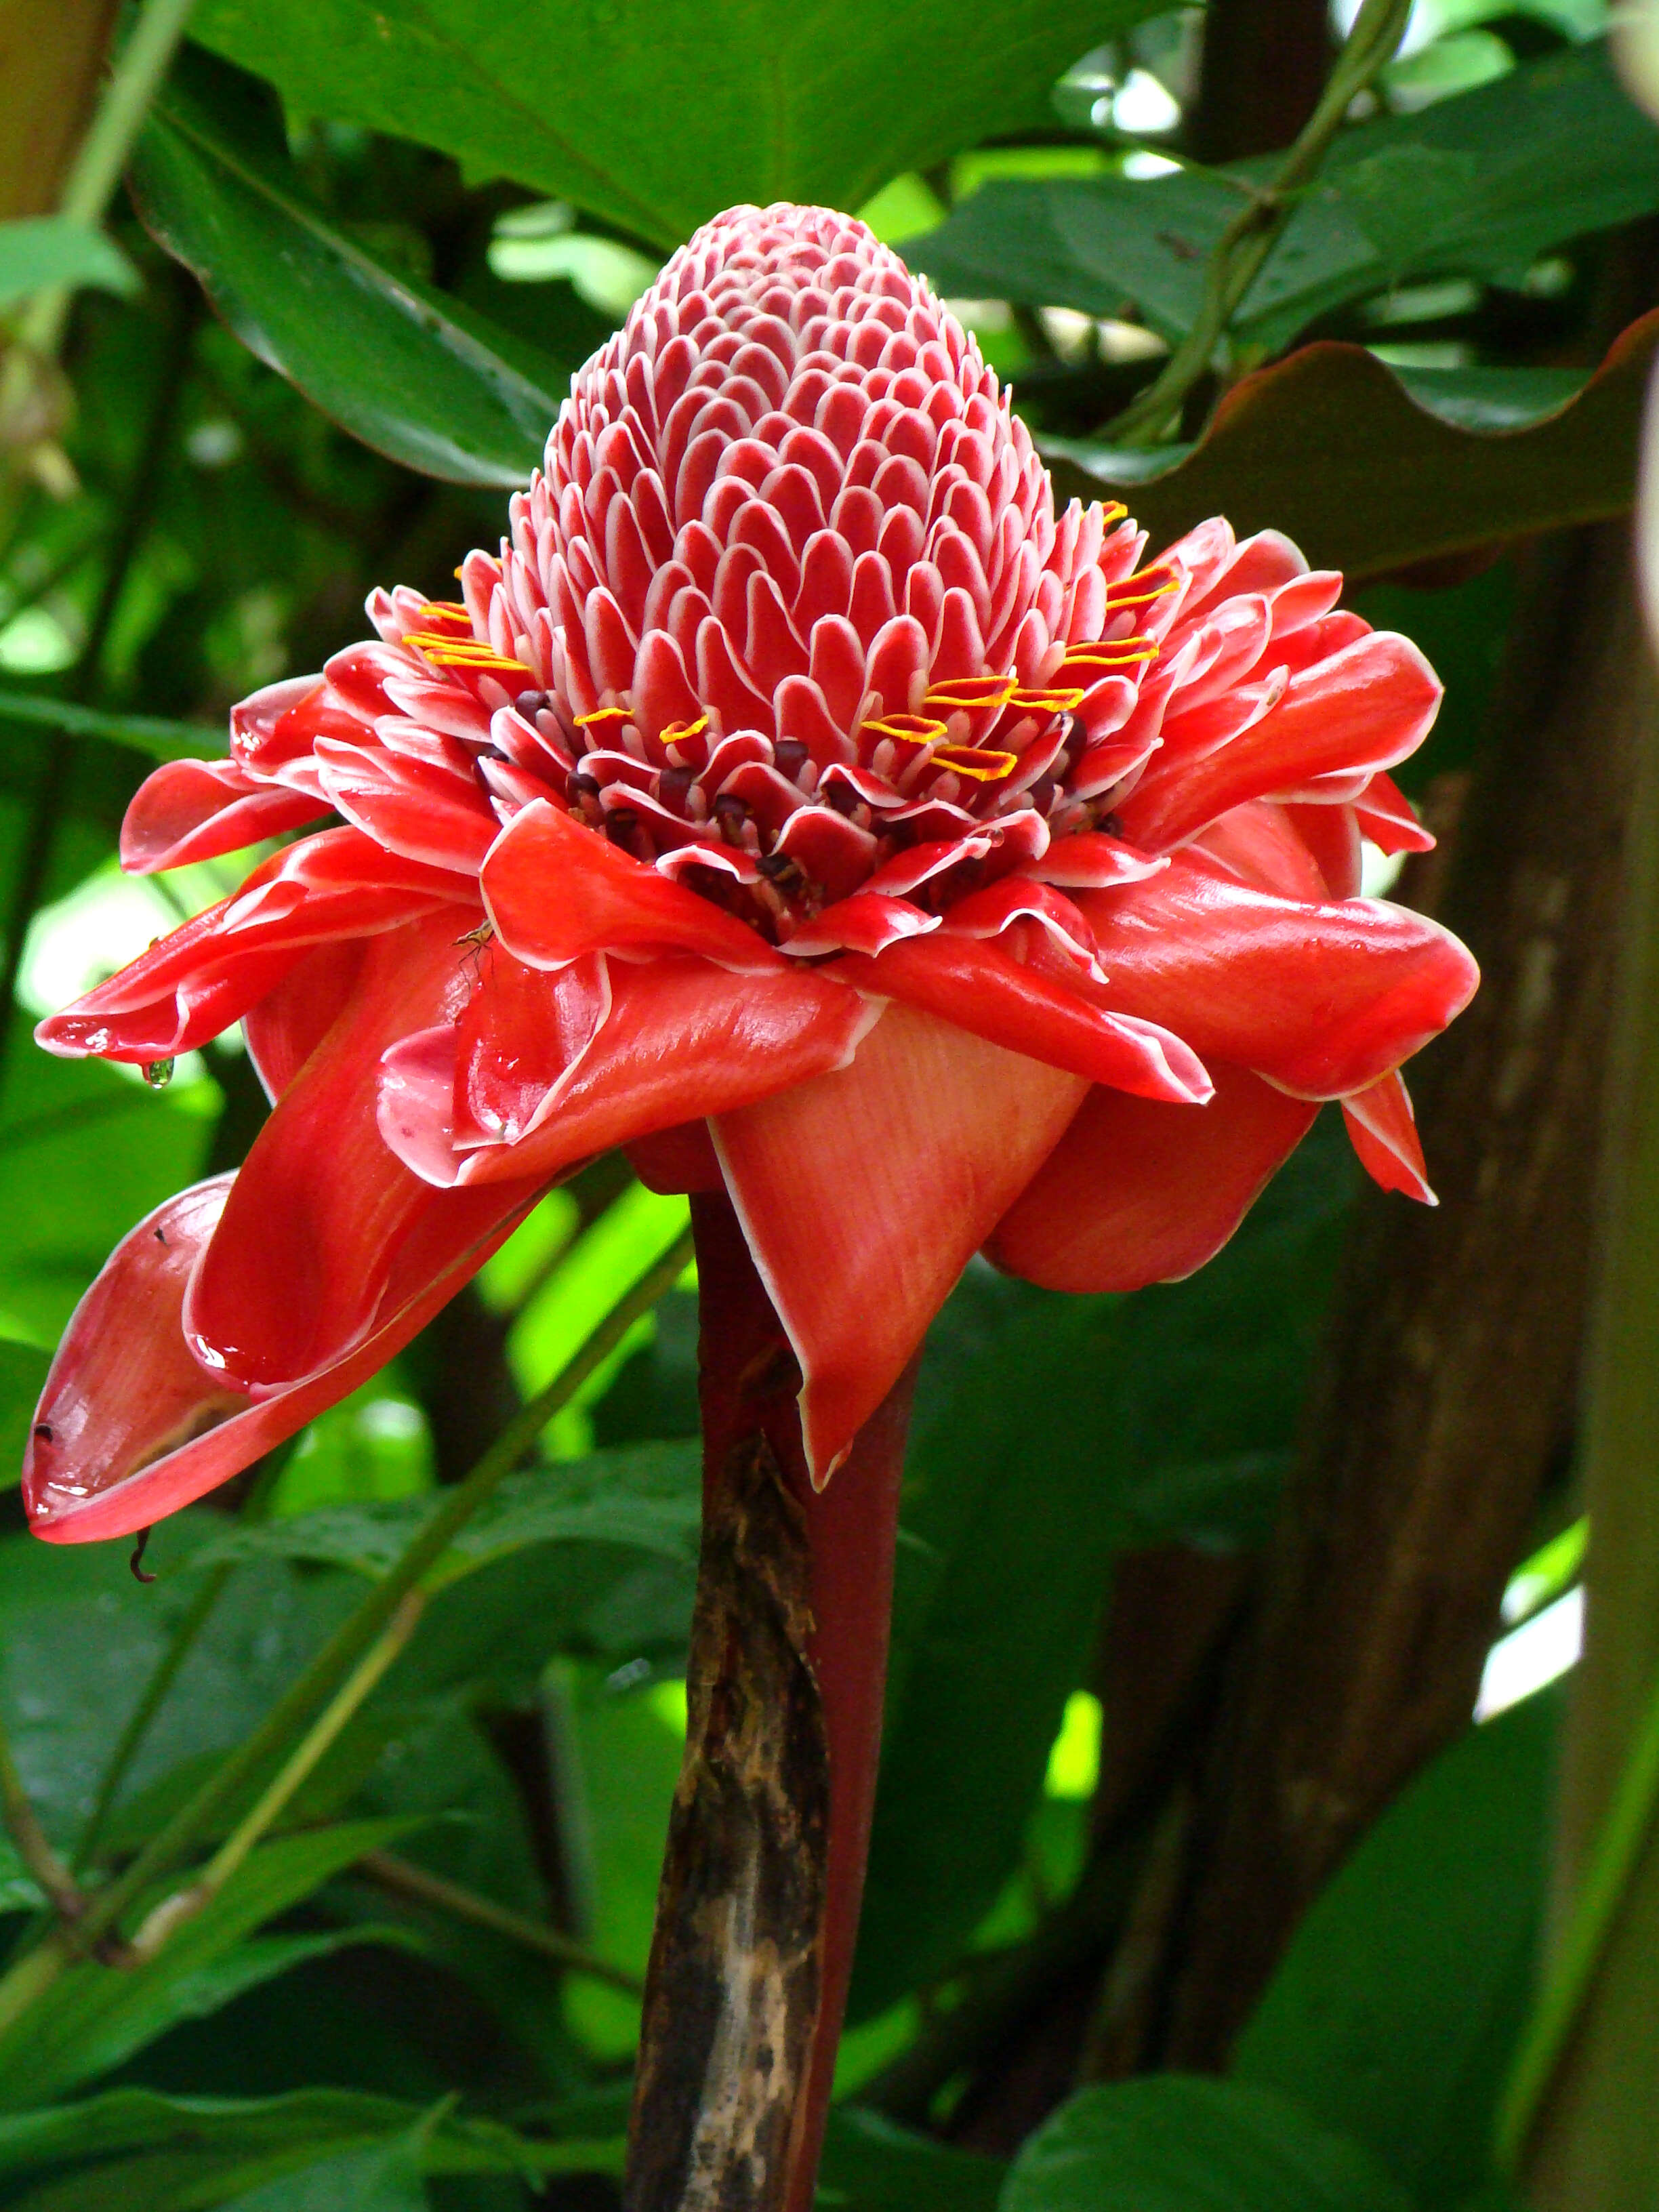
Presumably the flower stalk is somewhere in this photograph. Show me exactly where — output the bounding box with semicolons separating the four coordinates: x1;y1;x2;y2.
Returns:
624;1194;915;2212
1104;0;1412;448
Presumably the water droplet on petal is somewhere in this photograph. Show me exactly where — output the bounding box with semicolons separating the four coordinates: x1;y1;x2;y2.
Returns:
142;1059;174;1089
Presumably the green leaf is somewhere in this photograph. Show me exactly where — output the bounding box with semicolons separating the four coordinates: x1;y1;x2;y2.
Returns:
821;2108;1004;2211
129;55;566;486
0;690;225;763
0;218;138;309
0;1819;418;2108
911;43;1659;350
224;2120;429;2211
0;1535;359;1847
184;1443;701;1585
192;0;1174;248
0;2088;582;2211
999;2077;1414;2212
1232;1688;1560;2206
1047;311;1659;583
853;1120;1353;2018
0;1331;52;1488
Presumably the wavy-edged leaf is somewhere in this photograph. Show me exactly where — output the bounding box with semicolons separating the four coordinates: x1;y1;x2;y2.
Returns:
1000;2078;1414;2212
192;0;1176;248
129;56;564;486
1047;312;1659;580
0;218;137;309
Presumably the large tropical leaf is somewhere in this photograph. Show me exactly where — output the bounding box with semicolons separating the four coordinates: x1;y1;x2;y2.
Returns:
191;0;1174;246
131;55;565;485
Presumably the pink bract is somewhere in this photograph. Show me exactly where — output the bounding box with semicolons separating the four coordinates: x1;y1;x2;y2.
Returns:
26;203;1477;1540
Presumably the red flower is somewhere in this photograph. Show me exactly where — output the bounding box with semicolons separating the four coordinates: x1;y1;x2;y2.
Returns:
25;203;1475;1542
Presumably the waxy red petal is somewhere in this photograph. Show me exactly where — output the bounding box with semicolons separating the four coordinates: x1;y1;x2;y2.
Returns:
780;893;939;958
1078;851;1478;1099
1353;769;1436;854
184;909;481;1390
832;933;1210;1101
120;758;327;874
480;798;781;972
1115;631;1441;851
985;1061;1317;1291
24;1170;537;1544
36;830;468;1064
380;947;870;1188
713;1003;1086;1483
1342;1068;1435;1202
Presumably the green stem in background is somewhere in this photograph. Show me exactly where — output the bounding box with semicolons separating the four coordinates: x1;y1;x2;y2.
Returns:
0;283;194;1088
356;1848;644;1998
1495;1666;1659;2166
1103;0;1411;447
0;691;222;763
14;0;200;358
0;1223;693;2039
126;1591;426;1961
76;1450;289;1872
0;1725;82;1921
75;1564;234;1874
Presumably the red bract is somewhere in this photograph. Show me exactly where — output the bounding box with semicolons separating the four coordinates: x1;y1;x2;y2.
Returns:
26;203;1475;1541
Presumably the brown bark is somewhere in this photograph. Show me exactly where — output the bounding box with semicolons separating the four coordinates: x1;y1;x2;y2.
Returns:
623;1194;915;2212
1524;541;1659;2208
1158;521;1641;2067
1189;0;1331;164
0;0;117;221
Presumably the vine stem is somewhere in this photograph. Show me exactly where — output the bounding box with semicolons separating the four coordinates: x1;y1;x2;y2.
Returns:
14;0;200;358
0;1727;82;1921
1103;0;1412;448
623;1193;916;2212
125;1591;426;1960
355;1849;644;1996
0;1220;694;2042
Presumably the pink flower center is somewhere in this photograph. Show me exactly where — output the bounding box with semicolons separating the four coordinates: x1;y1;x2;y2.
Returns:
383;206;1189;943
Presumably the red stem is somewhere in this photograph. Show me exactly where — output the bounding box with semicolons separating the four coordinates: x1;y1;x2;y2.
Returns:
686;1191;914;2212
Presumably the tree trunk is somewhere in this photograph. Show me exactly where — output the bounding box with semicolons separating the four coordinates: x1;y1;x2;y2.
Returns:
1159;522;1641;2066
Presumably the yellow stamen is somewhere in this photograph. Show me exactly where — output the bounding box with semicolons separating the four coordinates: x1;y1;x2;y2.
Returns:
1099;502;1129;529
576;706;632;737
415;600;473;624
405;630;532;678
659;714;710;747
1104;563;1180;609
921;674;1018;714
859;714;948;747
1008;686;1087;716
1060;638;1161;676
931;745;1019;783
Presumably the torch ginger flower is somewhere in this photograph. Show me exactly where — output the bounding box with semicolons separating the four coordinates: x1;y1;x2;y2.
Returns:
24;202;1475;1542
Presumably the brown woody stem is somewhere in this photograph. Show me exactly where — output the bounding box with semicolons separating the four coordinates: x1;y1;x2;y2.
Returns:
623;1192;916;2212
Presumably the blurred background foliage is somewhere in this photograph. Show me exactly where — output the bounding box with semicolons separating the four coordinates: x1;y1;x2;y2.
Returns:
0;0;1654;2203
